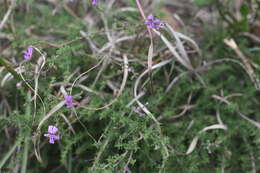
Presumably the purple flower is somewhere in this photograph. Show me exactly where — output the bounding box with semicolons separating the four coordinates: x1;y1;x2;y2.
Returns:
92;0;98;5
144;14;164;30
64;95;77;108
22;46;33;60
44;125;60;144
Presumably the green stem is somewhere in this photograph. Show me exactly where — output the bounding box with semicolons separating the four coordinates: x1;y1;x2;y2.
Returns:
21;93;32;173
0;139;20;169
21;136;29;173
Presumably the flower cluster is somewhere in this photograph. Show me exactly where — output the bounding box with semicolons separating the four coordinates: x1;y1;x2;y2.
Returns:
44;125;60;144
92;0;98;5
22;46;33;60
144;14;164;30
64;95;77;108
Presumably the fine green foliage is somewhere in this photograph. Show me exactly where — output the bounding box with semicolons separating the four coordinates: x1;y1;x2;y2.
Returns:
0;0;259;173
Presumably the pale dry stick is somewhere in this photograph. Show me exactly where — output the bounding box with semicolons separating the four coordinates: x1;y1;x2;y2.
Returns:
39;36;84;48
0;66;5;75
91;122;113;171
186;124;227;154
116;7;138;12
107;80;119;95
12;163;20;173
101;13;113;43
74;84;104;97
60;113;76;135
62;3;83;22
140;64;167;89
195;58;249;75
32;47;47;124
2;96;11;116
183;120;195;136
133;60;172;162
241;32;260;45
212;94;234;105
212;94;260;128
107;0;116;9
135;0;154;72
53;69;82;96
163;63;171;84
174;32;201;57
166;23;202;60
134;59;172;119
80;29;132;53
72;109;97;143
77;74;88;84
126;91;145;107
3;108;10;139
250;151;256;173
91;12;116;87
80;31;99;53
168;94;196;121
17;65;46;123
92;57;111;89
51;82;104;98
1;66;25;87
153;29;193;71
221;166;225;173
166;72;187;93
121;151;133;173
165;23;191;67
173;14;186;28
67;67;80;82
37;101;65;131
60;85;68;97
224;39;260;90
98;35;137;54
216;109;224;125
237;111;260;129
70;56;106;96
32;135;43;163
125;166;132;173
106;151;128;169
0;0;16;30
224;93;243;99
79;54;129;110
91;138;109;171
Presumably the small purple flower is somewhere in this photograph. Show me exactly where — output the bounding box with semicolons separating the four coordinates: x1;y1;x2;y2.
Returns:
22;46;33;60
144;14;164;30
44;125;60;144
92;0;98;5
64;95;77;108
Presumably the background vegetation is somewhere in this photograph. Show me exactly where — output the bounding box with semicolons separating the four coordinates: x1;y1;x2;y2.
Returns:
0;0;259;172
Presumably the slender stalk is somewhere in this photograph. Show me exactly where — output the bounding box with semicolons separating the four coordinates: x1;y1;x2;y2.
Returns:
0;139;20;169
21;136;29;173
21;93;32;173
